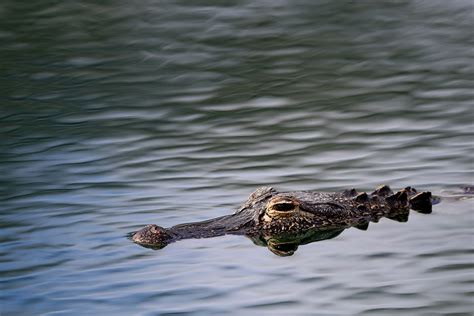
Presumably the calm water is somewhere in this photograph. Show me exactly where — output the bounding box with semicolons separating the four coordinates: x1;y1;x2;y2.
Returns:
1;0;473;315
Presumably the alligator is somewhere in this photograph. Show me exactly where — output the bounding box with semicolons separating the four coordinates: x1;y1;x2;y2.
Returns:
131;185;434;255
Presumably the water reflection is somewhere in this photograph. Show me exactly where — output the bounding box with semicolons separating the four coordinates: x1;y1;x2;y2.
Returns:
1;0;473;314
255;207;423;256
250;227;345;257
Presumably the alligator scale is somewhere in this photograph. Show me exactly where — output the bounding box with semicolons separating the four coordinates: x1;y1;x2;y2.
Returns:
131;185;434;256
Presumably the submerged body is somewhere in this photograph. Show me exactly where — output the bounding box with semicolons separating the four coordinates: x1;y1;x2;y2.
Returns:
131;185;433;254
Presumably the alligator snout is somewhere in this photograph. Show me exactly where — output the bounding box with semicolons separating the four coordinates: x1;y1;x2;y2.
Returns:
132;224;173;247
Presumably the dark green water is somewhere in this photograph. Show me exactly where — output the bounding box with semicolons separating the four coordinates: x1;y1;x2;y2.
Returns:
1;1;473;315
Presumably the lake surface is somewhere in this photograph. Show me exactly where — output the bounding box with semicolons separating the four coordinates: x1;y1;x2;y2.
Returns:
1;0;473;315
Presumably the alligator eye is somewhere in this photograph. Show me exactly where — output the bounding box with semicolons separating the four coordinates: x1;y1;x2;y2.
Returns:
272;202;296;212
264;197;300;220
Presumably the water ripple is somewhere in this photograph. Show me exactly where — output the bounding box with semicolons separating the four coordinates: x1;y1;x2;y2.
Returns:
1;0;473;315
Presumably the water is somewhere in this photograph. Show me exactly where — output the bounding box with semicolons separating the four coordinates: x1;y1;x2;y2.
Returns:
1;0;473;315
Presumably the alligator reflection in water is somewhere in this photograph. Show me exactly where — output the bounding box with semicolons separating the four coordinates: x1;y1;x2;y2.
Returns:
249;227;346;257
130;185;434;256
248;208;411;256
